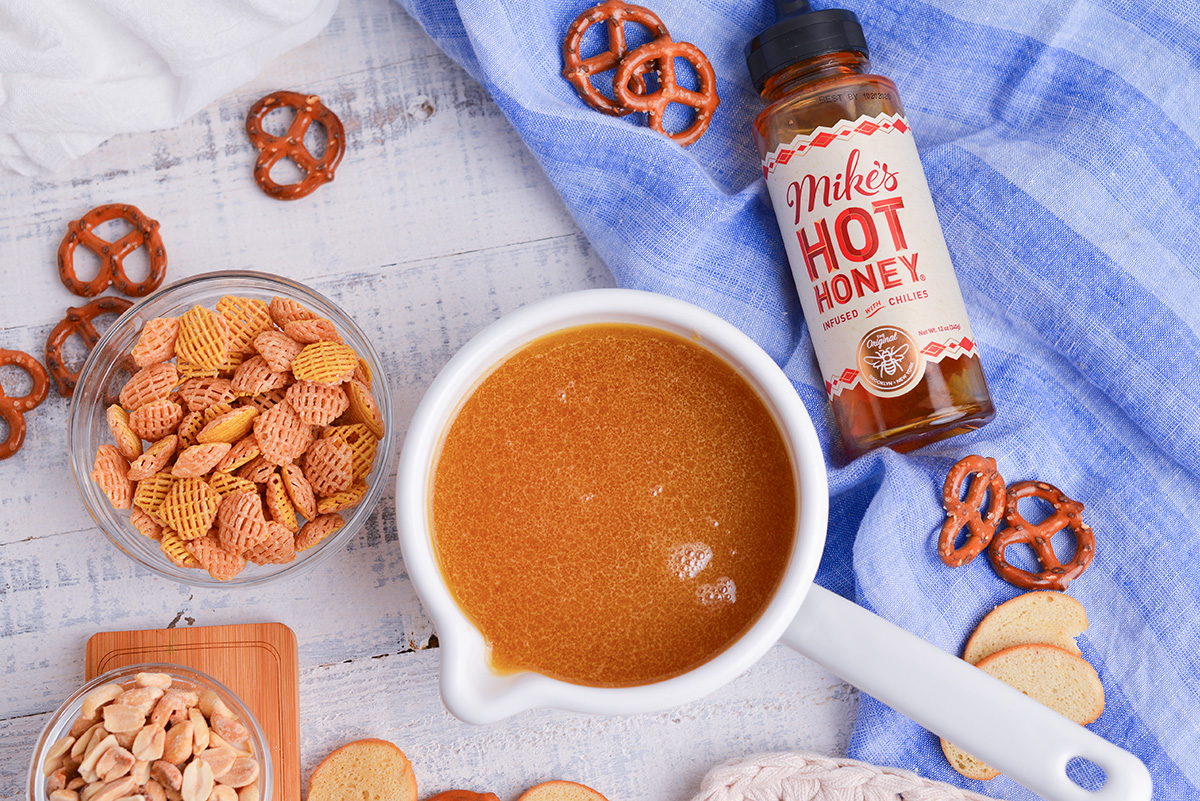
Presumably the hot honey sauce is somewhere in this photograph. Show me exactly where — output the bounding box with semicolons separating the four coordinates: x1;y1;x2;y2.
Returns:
431;324;796;687
747;1;994;458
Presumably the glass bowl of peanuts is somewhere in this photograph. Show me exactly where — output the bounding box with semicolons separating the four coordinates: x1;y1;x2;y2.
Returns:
68;270;393;587
28;663;271;801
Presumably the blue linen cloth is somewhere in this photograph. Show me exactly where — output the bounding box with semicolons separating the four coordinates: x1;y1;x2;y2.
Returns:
392;0;1200;797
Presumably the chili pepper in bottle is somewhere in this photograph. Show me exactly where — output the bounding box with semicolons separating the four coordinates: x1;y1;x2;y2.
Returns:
746;0;994;459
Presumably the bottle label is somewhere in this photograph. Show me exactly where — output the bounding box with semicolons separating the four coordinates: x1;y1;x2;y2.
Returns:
762;112;978;398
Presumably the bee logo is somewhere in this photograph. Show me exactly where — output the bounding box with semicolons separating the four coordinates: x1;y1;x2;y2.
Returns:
857;326;921;394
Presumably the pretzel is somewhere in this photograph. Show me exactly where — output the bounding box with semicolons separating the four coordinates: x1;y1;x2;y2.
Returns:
45;297;133;396
988;481;1096;591
0;349;51;460
57;204;167;297
938;455;1005;567
245;91;346;201
613;36;719;146
562;0;668;116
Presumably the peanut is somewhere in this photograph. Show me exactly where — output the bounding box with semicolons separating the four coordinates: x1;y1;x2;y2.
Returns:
196;690;232;721
89;775;137;801
216;758;258;789
133;724;166;762
78;734;118;783
180;759;214;801
205;734;249;759
198;747;235;780
44;754;64;778
46;734;77;764
103;704;147;734
235;782;259;801
162;720;194;765
81;685;124;720
50;791;81;801
143;781;167;801
96;745;135;782
209;786;238;801
71;724;106;760
70;715;97;739
208;715;249;752
152;760;183;792
47;768;69;793
136;673;174;690
117;686;165;717
131;759;152;786
188;709;210;755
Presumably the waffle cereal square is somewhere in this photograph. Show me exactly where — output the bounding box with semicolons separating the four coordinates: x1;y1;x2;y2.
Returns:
268;296;317;328
245;521;297;565
239;387;289;415
317;480;368;514
158;477;221;540
352;357;371;387
92;444;134;510
322;424;377;480
133;470;176;520
176;355;220;380
236;455;277;484
214;435;261;473
303;436;353;497
291;341;357;386
179;377;237;412
197;406;258;444
106;404;144;461
201;400;236;426
129;398;185;442
216;295;273;355
295;513;345;552
176;410;205;450
127;435;178;482
283;318;342;345
263;472;299;533
130;505;164;540
172;442;232;479
232;355;291;396
118;363;179;411
343;379;385;440
216;490;271;554
254;400;313;465
279;463;318;520
160;529;201;568
209;470;257;498
177;305;231;371
131;317;180;368
253;330;306;373
285;380;349;427
186;534;247;581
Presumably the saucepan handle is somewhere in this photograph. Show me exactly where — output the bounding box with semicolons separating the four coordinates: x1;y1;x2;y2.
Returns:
781;585;1152;801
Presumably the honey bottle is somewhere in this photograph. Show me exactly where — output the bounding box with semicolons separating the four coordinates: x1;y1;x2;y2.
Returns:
746;0;994;459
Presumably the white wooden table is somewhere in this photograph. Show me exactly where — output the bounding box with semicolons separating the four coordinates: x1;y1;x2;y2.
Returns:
0;1;857;799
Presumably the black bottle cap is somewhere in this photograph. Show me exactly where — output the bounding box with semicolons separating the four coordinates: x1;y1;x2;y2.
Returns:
746;0;869;93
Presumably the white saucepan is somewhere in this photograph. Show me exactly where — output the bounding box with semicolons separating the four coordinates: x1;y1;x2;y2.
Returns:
396;288;1152;801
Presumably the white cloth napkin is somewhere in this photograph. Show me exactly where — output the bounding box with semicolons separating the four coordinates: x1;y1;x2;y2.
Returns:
0;0;339;175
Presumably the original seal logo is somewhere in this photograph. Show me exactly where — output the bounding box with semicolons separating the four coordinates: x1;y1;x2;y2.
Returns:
857;325;921;394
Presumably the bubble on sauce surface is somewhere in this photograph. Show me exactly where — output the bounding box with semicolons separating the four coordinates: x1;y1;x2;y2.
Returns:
668;542;712;580
697;577;737;606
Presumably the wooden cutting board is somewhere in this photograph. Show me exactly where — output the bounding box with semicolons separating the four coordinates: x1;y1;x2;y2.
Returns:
86;622;298;801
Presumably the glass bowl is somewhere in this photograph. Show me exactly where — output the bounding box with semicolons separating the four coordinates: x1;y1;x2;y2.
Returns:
28;663;273;801
68;270;394;588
